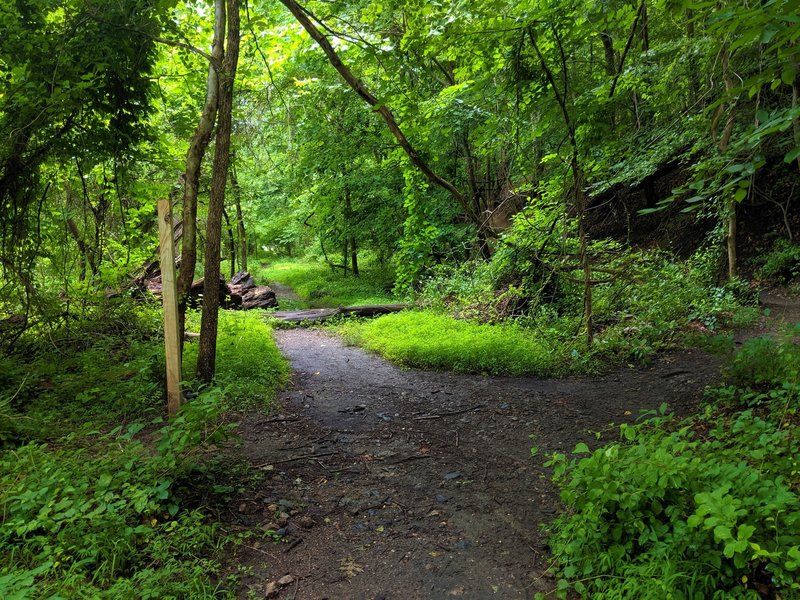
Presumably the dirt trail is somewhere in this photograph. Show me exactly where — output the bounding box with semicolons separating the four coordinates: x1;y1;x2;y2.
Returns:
223;329;722;600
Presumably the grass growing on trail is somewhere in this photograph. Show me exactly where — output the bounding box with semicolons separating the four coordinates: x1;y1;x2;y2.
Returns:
252;259;396;308
338;310;582;376
0;303;288;598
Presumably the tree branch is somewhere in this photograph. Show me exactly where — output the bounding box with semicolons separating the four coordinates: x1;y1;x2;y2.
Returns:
278;0;467;210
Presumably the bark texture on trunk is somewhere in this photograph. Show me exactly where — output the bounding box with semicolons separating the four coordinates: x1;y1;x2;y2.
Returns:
178;0;225;351
230;162;248;271
197;0;240;383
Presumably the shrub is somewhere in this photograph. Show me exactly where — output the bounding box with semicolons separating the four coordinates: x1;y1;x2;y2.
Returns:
0;389;233;598
542;410;800;599
755;239;800;283
541;331;800;599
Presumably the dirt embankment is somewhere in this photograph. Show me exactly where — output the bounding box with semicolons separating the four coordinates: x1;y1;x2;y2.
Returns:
222;328;721;600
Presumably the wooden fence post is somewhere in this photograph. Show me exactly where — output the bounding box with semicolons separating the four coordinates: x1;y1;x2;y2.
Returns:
157;198;182;416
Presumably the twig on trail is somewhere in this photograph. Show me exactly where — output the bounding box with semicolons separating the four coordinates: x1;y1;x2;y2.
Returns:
661;369;690;378
412;405;486;420
389;454;431;465
284;538;304;553
237;542;279;560
254;451;337;468
455;430;459;448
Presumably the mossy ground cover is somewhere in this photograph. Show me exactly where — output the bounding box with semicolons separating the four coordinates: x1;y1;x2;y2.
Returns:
338;310;583;376
0;303;288;598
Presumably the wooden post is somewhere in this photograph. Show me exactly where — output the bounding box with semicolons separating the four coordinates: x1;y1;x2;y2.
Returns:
158;198;182;416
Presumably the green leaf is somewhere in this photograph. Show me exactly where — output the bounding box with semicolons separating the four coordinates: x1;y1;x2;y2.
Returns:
785;146;800;164
781;64;796;86
573;442;590;454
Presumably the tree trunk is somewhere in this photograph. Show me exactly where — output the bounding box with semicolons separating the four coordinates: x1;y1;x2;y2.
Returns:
686;9;700;107
717;47;738;280
230;161;248;271
197;0;240;383
793;71;800;171
342;238;349;277
351;236;359;277
178;0;225;353
727;200;738;279
223;207;236;278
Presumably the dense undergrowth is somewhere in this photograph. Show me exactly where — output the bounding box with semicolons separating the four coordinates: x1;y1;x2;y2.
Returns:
540;329;800;599
338;247;759;376
0;303;288;598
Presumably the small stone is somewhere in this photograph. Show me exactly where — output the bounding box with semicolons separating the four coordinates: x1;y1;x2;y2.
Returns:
238;503;248;513
267;504;278;513
277;512;290;526
435;494;448;503
277;574;296;587
297;515;314;529
443;471;461;481
264;581;278;597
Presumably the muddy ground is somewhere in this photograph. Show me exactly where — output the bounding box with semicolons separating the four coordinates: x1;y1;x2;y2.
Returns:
219;326;725;600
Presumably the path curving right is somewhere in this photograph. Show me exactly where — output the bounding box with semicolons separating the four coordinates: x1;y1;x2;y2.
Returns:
227;328;721;600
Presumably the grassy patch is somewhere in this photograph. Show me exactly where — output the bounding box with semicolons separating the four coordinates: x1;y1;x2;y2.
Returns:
252;259;396;308
183;310;289;409
0;303;287;597
338;310;585;376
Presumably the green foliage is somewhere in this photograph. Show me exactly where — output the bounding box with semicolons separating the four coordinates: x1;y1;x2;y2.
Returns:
725;332;800;388
338;310;582;376
254;259;396;308
0;303;289;597
755;240;800;283
0;390;231;598
541;332;800;599
183;310;289;408
411;243;753;368
542;410;800;599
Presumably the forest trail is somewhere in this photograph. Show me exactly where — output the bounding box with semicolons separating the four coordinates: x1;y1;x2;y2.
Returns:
223;328;722;600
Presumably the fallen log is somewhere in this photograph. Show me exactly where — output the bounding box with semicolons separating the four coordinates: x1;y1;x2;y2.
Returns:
268;304;406;323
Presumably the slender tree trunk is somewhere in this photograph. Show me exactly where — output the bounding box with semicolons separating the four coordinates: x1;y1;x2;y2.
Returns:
197;0;240;383
342;238;349;277
686;9;700;107
178;0;225;352
230;161;248;271
351;236;359;277
529;26;593;347
223;207;236;278
717;47;738;279
793;72;800;171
